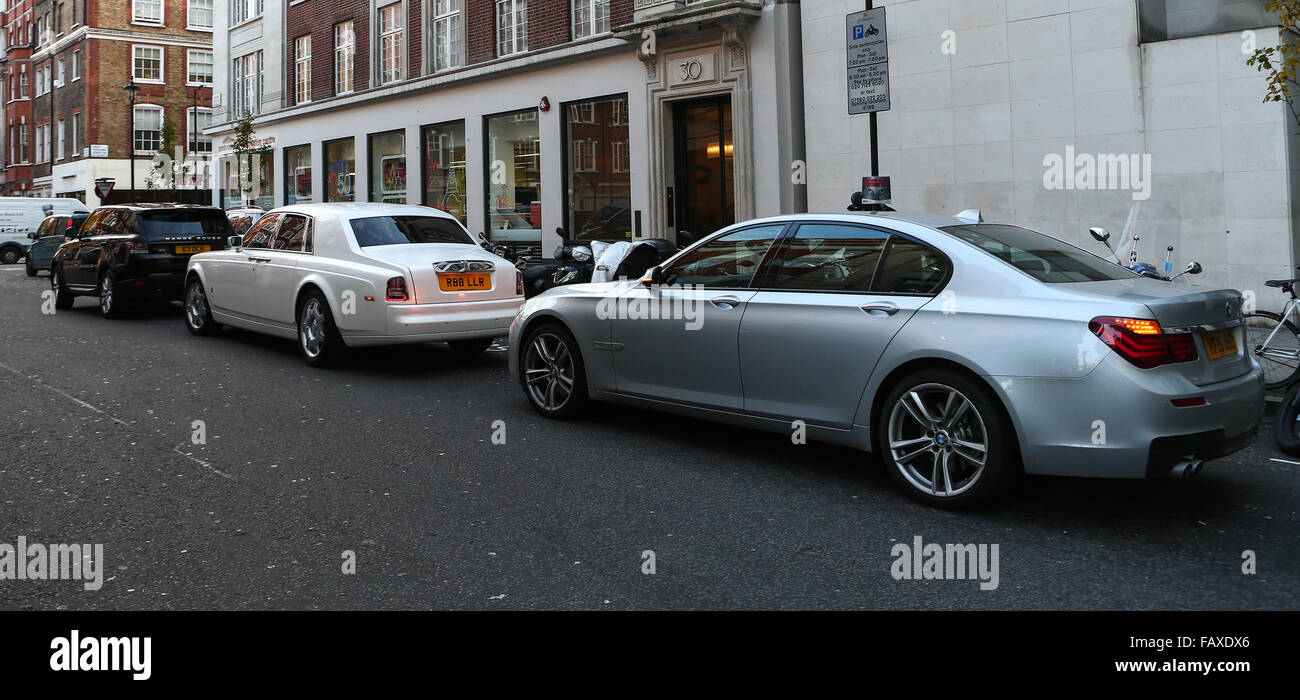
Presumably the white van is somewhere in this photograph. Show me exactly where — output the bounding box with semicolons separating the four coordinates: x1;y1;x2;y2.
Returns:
0;197;91;264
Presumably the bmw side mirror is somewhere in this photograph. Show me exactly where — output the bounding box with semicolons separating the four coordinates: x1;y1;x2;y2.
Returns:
227;235;243;250
1089;227;1110;243
640;266;663;287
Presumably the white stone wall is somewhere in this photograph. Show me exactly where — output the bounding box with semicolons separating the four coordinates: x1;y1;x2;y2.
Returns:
801;0;1294;294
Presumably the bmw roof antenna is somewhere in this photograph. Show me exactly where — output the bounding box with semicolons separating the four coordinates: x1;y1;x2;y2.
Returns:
954;209;983;223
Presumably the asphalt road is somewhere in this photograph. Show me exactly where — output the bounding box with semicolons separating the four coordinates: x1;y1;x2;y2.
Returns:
0;263;1296;610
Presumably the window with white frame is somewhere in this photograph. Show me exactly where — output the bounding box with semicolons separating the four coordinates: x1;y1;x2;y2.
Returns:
295;35;311;103
133;105;162;153
232;0;262;25
56;59;64;86
133;45;163;82
72;49;80;80
335;21;355;94
18;70;26;98
378;3;403;84
188;50;212;84
189;107;212;153
132;0;162;24
18;121;27;162
232;51;260;116
56;118;64;160
34;124;43;163
496;0;526;56
189;0;213;29
571;0;608;39
71;112;79;156
433;0;462;72
612;140;628;172
571;139;596;172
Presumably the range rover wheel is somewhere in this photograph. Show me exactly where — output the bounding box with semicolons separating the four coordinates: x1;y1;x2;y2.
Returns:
520;323;587;419
99;272;123;319
184;278;222;336
51;266;74;309
877;369;1017;509
25;256;36;276
297;290;344;367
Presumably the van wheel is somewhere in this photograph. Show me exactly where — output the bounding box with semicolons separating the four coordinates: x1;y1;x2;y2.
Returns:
51;266;74;309
0;246;20;265
876;368;1017;509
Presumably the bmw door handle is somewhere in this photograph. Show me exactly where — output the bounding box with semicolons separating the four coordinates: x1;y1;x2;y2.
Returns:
861;301;901;317
710;296;743;310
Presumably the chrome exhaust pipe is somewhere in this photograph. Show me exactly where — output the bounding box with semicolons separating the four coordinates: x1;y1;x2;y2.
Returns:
1170;459;1204;477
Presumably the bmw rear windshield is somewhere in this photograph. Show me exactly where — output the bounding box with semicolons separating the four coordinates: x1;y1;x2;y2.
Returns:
349;216;474;247
940;224;1137;283
137;210;234;240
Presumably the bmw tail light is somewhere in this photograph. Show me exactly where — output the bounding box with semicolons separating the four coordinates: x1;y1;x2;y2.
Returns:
385;276;409;302
1089;316;1197;369
515;269;524;297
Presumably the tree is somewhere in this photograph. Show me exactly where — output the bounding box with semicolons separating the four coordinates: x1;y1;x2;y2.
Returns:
147;117;181;194
231;112;271;205
1247;1;1300;128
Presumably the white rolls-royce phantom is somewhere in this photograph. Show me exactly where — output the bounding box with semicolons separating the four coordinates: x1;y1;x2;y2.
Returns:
184;203;524;366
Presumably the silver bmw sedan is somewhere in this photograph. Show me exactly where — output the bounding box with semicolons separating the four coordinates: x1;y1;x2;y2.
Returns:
507;211;1264;508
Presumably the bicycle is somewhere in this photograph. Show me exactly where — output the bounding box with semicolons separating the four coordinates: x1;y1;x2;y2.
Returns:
1243;272;1300;390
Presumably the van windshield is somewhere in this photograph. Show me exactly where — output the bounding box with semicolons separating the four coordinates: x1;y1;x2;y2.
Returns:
137;210;233;240
940;224;1137;283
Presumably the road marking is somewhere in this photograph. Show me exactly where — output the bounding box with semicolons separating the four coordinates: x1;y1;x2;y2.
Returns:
0;360;131;425
172;444;233;480
1269;458;1300;466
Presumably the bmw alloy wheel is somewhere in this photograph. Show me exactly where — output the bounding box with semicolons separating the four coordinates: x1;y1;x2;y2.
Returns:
887;383;989;498
523;332;575;412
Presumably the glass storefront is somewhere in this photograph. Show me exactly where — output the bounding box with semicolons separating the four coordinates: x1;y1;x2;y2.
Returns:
284;144;312;204
220;152;274;209
324;137;356;202
484;109;541;245
368;129;407;203
421;121;466;224
564;94;631;242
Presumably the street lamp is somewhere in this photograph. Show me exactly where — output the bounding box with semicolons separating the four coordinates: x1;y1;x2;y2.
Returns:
123;79;140;200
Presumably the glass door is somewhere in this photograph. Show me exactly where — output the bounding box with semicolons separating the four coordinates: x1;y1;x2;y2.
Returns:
673;96;734;241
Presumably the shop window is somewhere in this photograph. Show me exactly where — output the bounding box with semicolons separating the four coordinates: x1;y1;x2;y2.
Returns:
485;109;541;244
422;121;467;224
368;130;407;203
220;152;273;209
285;144;312;204
563;95;630;242
324;137;355;202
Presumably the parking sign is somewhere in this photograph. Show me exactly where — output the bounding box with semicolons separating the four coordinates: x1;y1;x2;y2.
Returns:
847;8;890;114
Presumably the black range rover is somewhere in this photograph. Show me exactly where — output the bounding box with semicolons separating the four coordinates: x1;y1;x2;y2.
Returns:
51;204;234;318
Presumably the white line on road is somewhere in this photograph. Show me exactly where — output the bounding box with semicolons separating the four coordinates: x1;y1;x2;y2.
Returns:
1269;458;1300;466
0;360;132;425
172;444;233;479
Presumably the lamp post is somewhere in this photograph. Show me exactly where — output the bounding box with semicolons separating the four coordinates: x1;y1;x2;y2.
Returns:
123;79;139;200
189;86;198;191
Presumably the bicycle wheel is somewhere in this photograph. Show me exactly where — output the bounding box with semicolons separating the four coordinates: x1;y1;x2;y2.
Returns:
1244;311;1300;390
1276;381;1300;456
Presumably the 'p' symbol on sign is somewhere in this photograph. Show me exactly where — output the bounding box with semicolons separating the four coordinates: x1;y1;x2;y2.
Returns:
853;25;864;40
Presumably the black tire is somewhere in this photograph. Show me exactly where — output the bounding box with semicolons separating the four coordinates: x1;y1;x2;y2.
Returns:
25;257;36;276
876;368;1018;509
1275;381;1300;456
448;337;493;355
184;277;222;336
296;289;345;367
1243;311;1300;390
519;323;588;419
0;246;20;265
99;271;124;319
51;266;74;309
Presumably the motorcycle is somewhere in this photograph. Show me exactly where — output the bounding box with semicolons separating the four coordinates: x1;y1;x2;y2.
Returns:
520;228;681;298
1089;227;1202;282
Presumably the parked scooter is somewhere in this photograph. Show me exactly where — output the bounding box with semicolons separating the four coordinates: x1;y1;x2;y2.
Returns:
1089;227;1202;281
520;227;682;298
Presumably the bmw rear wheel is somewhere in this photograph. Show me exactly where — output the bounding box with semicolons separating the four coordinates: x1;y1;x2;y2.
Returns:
878;369;1016;508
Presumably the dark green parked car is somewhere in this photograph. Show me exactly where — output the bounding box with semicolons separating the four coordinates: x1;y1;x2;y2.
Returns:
25;214;89;276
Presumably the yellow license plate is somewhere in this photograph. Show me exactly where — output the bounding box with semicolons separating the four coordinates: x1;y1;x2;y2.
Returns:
438;272;492;292
1204;329;1238;360
175;244;210;254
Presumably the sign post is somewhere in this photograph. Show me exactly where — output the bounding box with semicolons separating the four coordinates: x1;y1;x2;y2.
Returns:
94;178;115;201
847;3;890;185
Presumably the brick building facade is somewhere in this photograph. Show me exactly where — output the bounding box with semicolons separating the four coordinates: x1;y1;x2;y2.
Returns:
2;0;213;204
1;0;36;195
